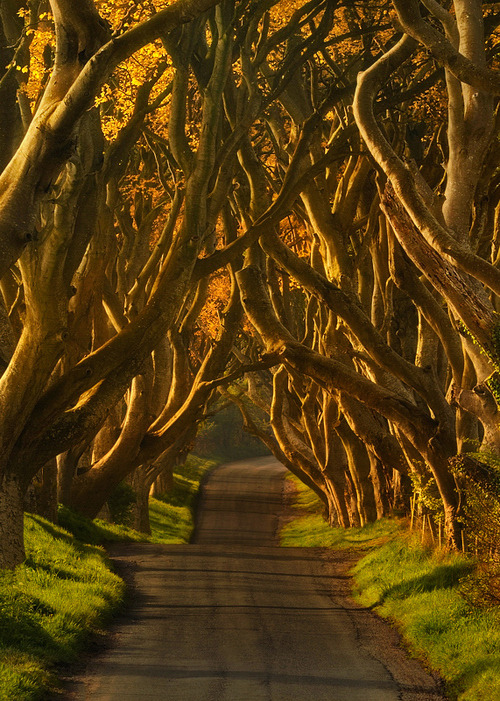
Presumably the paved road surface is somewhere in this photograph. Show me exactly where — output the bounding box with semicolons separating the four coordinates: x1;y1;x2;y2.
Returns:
64;456;446;701
192;457;286;546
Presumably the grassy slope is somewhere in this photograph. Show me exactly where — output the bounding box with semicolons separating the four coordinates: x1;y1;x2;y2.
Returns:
0;454;216;701
57;498;193;546
58;455;218;546
0;514;125;701
281;473;500;701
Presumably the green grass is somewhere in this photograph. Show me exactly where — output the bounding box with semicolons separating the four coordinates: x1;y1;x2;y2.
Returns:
280;472;500;701
148;498;192;543
156;454;217;509
286;472;324;514
0;514;125;701
58;454;217;547
1;454;217;700
281;472;402;548
353;535;500;700
57;504;151;545
58;498;193;546
281;513;403;548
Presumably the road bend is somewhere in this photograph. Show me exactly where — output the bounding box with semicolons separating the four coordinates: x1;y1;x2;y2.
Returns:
64;455;446;701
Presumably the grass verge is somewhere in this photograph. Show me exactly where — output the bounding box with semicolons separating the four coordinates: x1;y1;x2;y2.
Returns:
280;472;500;701
154;454;217;510
59;454;218;546
0;514;125;701
57;498;193;546
1;454;217;700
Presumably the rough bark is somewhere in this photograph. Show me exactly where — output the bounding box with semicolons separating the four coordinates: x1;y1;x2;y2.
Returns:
0;473;25;568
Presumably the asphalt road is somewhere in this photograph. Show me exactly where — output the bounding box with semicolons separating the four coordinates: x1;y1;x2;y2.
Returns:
63;456;446;701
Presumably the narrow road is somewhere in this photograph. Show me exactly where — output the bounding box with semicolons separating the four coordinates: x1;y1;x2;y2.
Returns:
64;456;446;701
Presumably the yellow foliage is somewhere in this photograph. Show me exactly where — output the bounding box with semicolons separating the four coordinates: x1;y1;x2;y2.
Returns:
19;1;173;142
197;270;231;339
268;0;303;30
98;41;173;142
23;19;54;103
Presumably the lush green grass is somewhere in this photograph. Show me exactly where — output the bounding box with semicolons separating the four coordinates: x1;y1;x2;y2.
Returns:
282;472;402;547
0;514;125;701
156;454;218;509
57;504;151;545
58;498;193;546
1;454;217;700
148;498;192;543
58;454;218;547
281;512;403;548
280;472;500;701
353;535;500;700
148;454;218;542
286;473;324;513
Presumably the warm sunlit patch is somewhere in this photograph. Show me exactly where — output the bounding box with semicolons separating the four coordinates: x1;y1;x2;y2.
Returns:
197;269;232;340
18;11;54;106
98;42;173;142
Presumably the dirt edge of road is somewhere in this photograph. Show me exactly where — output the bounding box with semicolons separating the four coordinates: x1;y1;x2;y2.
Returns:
278;475;447;701
318;547;447;701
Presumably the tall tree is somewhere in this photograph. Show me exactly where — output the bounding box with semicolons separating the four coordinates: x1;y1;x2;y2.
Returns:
2;0;500;567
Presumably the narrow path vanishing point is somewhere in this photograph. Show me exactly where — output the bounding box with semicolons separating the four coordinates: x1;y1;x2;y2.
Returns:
63;456;446;701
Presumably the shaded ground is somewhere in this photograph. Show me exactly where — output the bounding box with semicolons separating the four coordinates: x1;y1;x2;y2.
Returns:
61;456;446;701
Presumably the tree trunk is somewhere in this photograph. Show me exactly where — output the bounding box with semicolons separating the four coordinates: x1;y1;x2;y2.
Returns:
322;431;351;529
57;448;84;506
131;469;152;535
344;471;361;528
25;459;58;523
151;467;174;497
0;473;25;568
368;454;391;519
336;420;378;526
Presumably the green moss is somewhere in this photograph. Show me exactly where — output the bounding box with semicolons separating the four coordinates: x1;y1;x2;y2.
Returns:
491;320;500;360
458;319;500;375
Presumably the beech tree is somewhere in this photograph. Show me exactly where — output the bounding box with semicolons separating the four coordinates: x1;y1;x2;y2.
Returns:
215;0;500;546
1;0;500;568
0;0;331;566
0;0;234;568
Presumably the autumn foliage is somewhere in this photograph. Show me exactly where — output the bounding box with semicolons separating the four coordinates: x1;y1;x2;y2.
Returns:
0;0;499;567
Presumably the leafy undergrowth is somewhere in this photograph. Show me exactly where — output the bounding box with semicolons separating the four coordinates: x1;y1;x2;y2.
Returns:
1;454;217;700
280;473;500;701
0;514;125;701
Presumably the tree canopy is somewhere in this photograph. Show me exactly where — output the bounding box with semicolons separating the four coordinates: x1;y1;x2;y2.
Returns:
0;0;500;567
